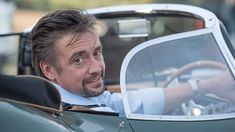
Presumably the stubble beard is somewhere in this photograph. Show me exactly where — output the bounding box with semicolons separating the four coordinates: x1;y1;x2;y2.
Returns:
82;72;105;97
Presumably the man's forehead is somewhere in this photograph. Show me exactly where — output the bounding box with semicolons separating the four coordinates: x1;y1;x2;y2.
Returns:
56;31;101;55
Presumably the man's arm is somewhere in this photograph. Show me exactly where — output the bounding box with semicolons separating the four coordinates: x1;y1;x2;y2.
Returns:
163;71;235;114
163;83;193;114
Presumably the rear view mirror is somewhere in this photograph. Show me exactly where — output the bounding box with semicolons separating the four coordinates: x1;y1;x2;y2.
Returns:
118;19;150;38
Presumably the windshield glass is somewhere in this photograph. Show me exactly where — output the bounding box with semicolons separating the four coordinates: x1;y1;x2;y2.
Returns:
123;33;235;118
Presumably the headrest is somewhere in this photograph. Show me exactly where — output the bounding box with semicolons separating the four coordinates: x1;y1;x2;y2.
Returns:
0;74;62;113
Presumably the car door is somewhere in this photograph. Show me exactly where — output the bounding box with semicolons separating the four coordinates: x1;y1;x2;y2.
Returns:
62;111;133;132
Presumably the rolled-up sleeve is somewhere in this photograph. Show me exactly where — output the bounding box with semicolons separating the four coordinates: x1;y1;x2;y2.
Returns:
128;88;165;115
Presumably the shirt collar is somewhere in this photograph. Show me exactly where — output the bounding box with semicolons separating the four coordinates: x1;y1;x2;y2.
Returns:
51;82;99;106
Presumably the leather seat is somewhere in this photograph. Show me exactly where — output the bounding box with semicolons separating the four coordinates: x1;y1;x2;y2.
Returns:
0;74;62;113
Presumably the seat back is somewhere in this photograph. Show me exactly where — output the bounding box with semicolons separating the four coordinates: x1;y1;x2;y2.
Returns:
0;74;62;113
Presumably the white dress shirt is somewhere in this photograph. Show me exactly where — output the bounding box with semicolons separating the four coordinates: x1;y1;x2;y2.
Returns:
52;83;165;117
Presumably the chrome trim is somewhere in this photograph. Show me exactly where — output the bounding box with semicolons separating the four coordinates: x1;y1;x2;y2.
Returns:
212;21;235;74
125;113;235;121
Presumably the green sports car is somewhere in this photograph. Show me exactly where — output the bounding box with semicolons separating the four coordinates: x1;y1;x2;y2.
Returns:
1;4;235;132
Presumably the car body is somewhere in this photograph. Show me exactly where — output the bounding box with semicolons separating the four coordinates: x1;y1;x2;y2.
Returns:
1;3;235;132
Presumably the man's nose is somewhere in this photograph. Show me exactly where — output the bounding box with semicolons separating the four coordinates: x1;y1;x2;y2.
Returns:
88;57;102;74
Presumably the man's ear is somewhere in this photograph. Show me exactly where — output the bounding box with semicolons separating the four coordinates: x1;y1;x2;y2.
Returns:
39;61;57;81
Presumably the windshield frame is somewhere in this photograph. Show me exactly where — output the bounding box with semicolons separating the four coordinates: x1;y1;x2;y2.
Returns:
120;19;235;121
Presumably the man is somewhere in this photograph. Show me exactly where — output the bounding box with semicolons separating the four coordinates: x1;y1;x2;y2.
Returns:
31;9;235;116
31;9;127;116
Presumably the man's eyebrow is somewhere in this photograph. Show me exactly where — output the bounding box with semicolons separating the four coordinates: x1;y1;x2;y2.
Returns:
95;45;103;51
70;50;86;59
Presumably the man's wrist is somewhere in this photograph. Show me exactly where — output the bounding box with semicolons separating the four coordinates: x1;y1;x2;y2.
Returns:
188;79;201;97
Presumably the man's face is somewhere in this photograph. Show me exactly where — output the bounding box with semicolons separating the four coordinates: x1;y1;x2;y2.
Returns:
51;30;105;97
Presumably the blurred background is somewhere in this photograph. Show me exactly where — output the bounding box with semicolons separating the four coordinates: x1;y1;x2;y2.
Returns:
0;0;234;38
0;0;234;75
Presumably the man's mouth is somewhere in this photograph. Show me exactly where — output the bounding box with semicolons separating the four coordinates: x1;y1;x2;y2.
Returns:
85;75;103;88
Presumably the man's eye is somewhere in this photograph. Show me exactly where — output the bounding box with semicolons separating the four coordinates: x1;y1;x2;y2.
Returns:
94;50;102;57
74;57;82;63
73;56;85;64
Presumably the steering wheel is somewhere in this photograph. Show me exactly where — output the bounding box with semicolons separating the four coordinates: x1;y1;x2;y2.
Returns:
162;60;234;115
162;60;226;87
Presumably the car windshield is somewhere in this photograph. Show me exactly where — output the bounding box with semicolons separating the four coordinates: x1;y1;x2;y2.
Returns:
122;32;235;119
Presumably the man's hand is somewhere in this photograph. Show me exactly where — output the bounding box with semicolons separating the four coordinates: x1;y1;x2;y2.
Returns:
200;71;235;101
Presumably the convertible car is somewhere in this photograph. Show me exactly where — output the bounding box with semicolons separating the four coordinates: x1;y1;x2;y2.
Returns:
1;3;235;132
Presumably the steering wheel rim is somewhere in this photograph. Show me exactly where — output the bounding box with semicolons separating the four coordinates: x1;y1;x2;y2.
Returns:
162;60;227;88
